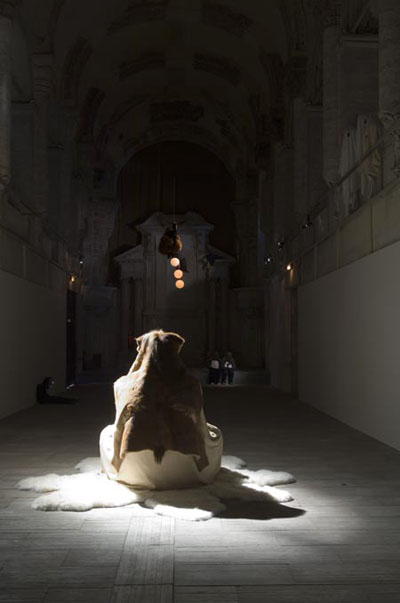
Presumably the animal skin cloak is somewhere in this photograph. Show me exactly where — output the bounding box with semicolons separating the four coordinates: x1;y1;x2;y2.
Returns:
111;330;209;473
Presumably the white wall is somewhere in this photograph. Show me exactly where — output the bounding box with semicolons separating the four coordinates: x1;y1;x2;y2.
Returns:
0;269;66;419
298;240;400;450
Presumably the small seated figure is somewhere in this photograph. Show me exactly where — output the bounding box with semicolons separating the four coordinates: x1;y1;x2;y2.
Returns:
100;330;223;489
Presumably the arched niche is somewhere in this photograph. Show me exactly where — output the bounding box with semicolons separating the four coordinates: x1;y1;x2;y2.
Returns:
109;140;237;260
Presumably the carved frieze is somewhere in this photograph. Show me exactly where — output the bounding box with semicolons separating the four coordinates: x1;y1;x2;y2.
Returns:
194;53;241;86
202;2;253;38
119;52;165;80
108;0;169;34
149;100;204;123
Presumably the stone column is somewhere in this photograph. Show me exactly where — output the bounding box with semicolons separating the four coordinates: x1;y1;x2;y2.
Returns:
133;278;144;337
120;277;130;352
379;0;400;178
0;1;15;191
207;278;216;353
323;0;341;186
32;54;53;214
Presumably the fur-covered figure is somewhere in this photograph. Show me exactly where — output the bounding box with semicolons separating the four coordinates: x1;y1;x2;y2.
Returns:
158;226;182;257
111;330;209;473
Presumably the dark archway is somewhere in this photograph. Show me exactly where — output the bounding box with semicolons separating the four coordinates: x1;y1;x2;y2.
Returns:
110;141;237;257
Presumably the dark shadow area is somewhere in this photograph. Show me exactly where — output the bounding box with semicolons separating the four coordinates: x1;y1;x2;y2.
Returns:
218;499;306;520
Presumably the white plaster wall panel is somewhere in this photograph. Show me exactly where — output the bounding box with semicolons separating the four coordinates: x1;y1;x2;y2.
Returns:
25;248;48;287
317;233;337;278
11;103;34;211
339;203;372;267
300;249;315;285
372;180;400;251
269;277;291;392
0;268;66;419
0;229;24;278
298;239;400;451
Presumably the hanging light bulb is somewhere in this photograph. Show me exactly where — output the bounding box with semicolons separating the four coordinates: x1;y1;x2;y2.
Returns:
286;263;292;271
175;279;185;289
174;269;183;279
170;257;180;267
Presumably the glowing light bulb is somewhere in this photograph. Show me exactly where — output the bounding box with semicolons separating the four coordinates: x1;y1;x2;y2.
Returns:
170;257;180;267
175;279;185;289
70;275;76;283
174;269;183;279
286;263;292;271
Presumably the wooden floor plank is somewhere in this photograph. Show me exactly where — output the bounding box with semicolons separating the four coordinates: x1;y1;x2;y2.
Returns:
0;383;400;601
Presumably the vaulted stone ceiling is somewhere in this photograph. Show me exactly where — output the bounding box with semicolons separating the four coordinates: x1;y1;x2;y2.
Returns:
16;0;310;178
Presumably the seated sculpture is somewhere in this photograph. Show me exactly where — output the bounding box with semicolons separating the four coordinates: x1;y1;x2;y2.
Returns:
100;329;223;489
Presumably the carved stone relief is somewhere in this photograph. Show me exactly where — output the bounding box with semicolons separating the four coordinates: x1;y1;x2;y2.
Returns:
202;2;253;38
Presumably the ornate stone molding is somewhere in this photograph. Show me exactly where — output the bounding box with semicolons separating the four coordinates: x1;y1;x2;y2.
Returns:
77;87;105;142
202;2;253;38
61;37;92;105
149;100;204;123
379;111;400;176
108;0;169;34
32;54;54;99
194;53;241;86
119;52;165;80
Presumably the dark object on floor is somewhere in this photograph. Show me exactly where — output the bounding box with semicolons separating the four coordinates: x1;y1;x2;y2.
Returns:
36;377;78;405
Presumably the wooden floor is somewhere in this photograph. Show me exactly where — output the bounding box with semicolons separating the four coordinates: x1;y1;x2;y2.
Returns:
1;384;400;603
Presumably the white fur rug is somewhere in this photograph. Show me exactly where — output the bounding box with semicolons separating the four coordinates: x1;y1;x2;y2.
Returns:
17;456;295;521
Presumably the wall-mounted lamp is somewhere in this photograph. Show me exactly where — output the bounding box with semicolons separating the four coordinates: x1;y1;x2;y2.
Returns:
175;279;185;289
286;263;292;272
174;269;183;279
302;214;313;230
69;274;76;284
170;257;180;268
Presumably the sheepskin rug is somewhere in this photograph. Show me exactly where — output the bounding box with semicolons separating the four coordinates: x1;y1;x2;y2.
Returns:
17;456;295;521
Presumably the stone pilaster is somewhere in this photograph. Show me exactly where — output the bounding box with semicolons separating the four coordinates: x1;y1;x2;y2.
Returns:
120;277;130;352
133;278;144;337
32;54;53;214
0;1;16;191
207;278;216;354
323;0;341;185
379;0;400;177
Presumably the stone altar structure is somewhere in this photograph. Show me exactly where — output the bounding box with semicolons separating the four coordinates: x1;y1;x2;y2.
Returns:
114;212;235;367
